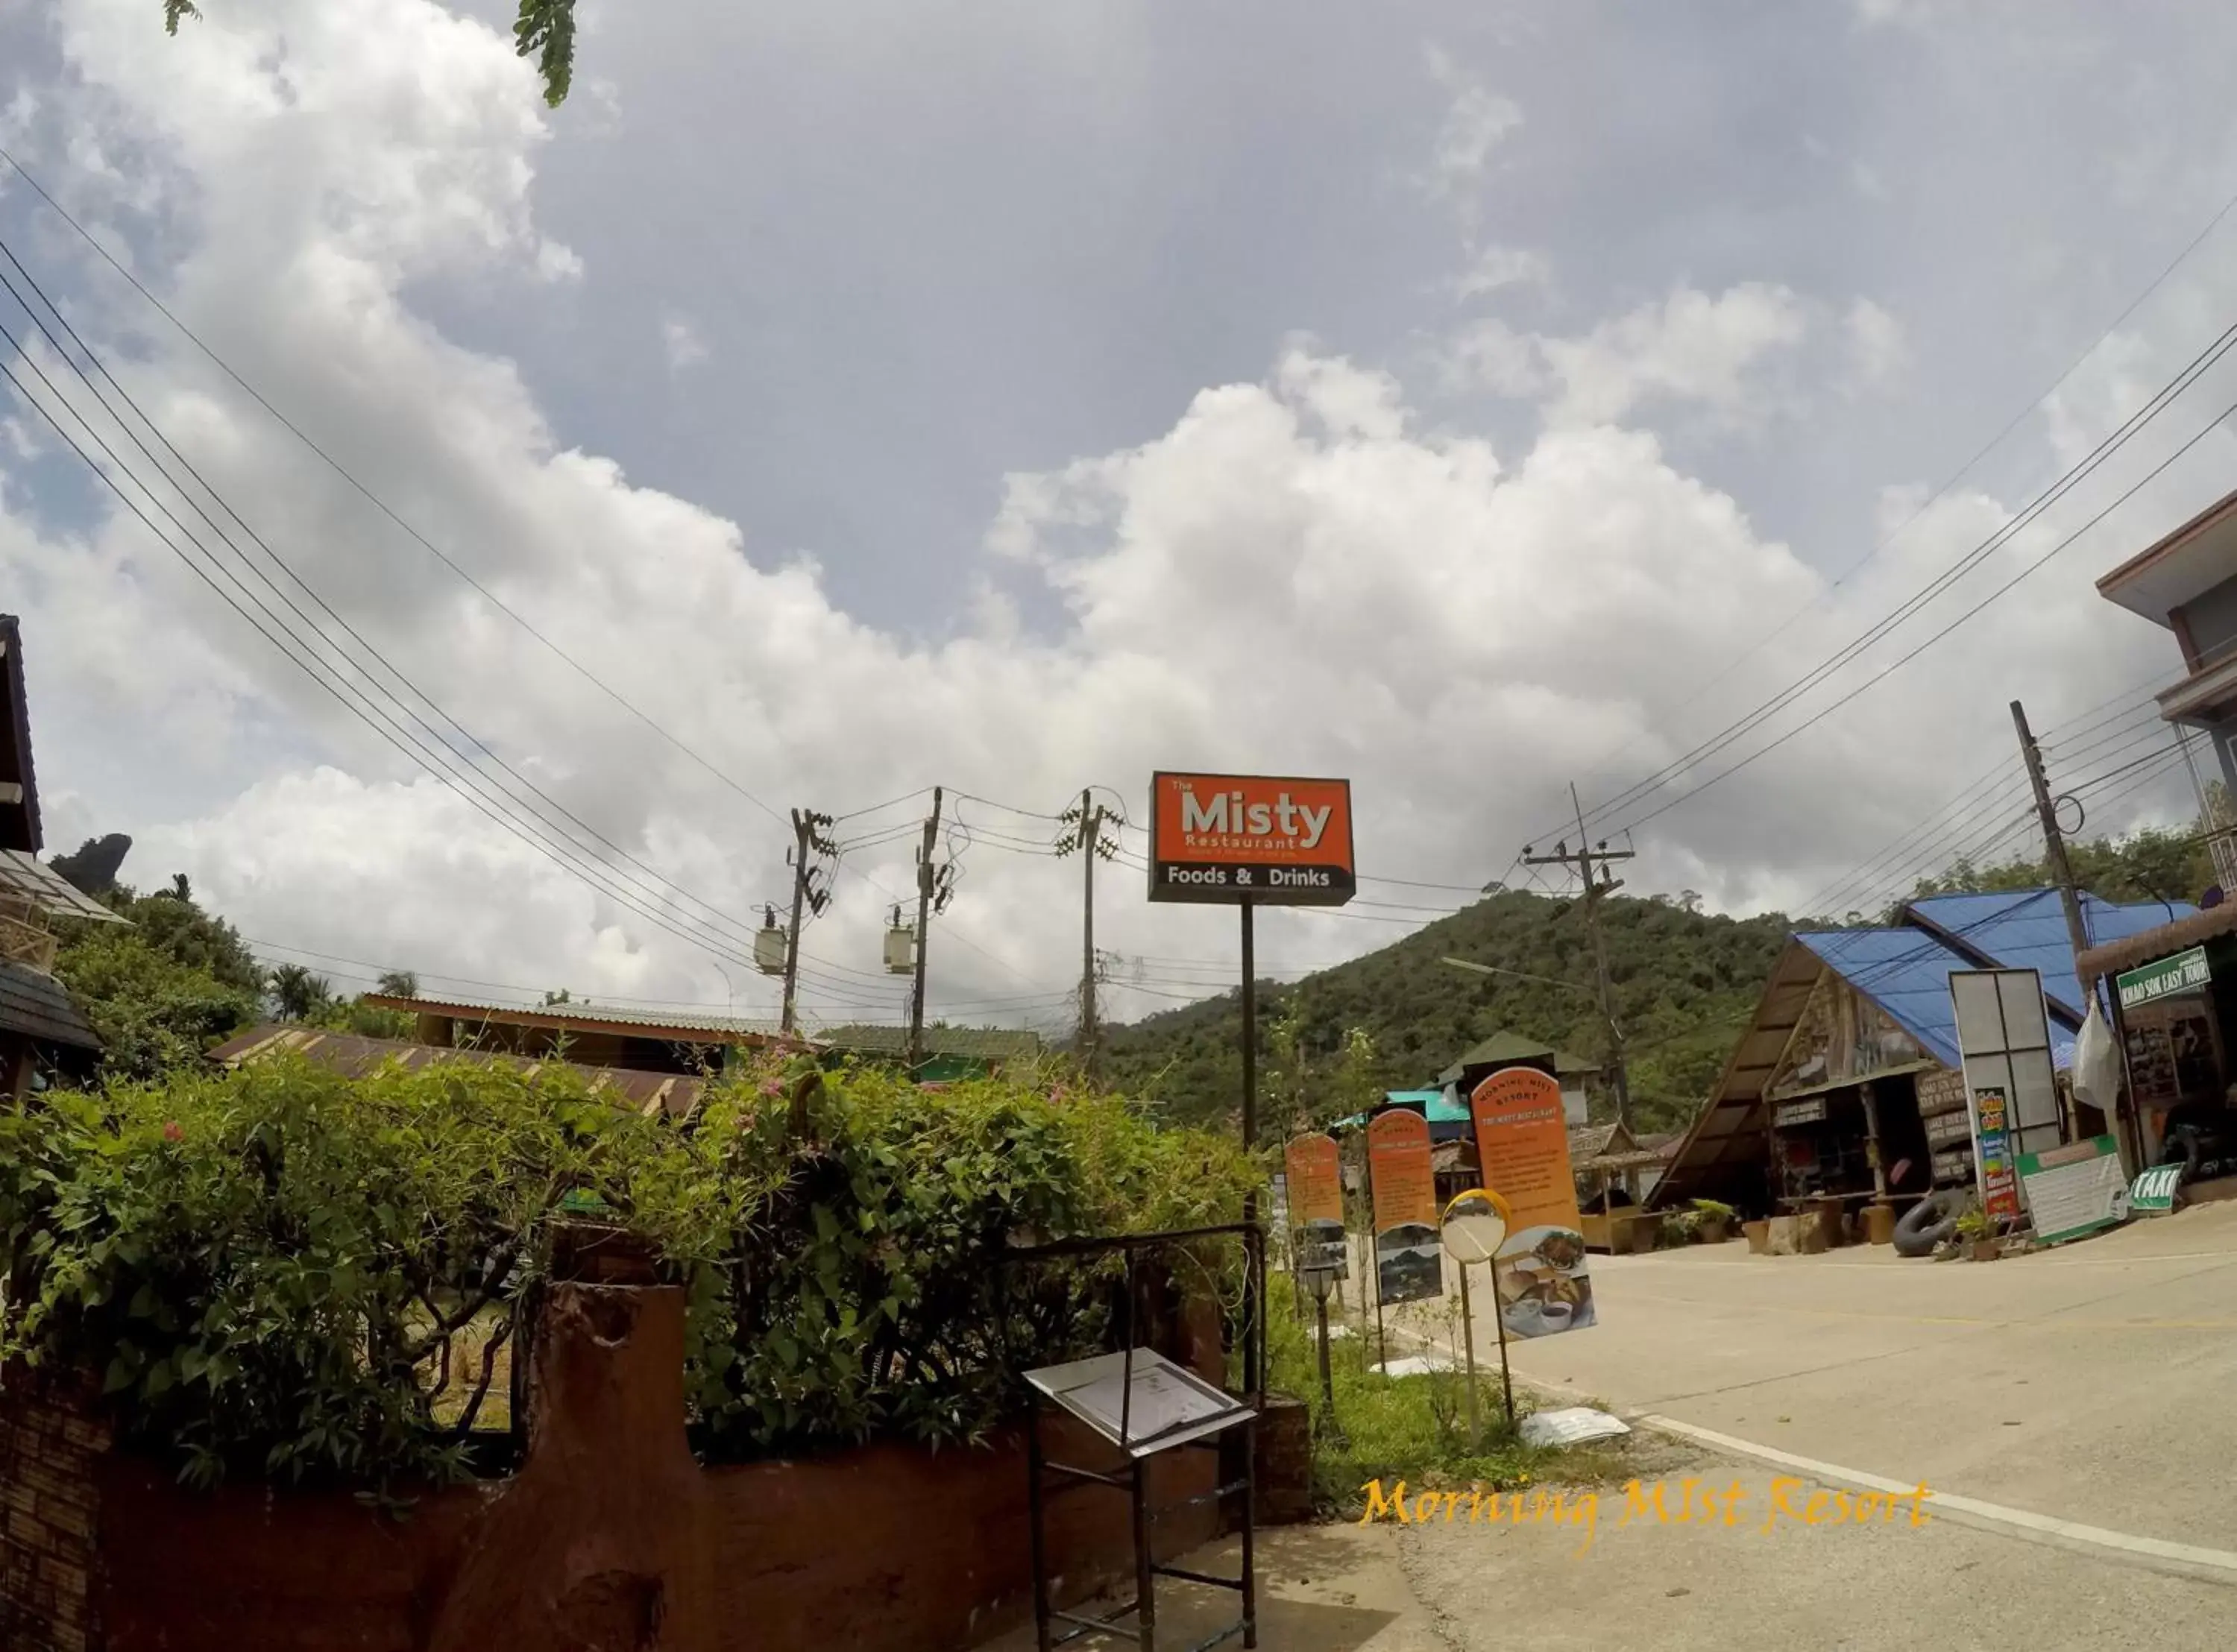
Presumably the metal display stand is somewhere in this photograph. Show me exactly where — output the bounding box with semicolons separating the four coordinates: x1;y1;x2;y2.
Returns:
1008;1222;1263;1652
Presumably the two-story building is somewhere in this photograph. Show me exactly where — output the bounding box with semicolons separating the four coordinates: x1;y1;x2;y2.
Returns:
2079;494;2237;1180
2097;485;2237;874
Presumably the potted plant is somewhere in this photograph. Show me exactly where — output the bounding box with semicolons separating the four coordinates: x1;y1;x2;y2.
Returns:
1952;1205;1999;1261
1691;1199;1735;1244
1661;1209;1699;1248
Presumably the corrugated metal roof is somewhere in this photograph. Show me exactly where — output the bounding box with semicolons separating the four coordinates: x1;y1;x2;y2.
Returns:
363;993;783;1041
1570;1122;1626;1161
0;851;129;924
822;1024;1045;1060
1792;927;1975;1070
206;1026;708;1120
1898;889;2195;1021
0;960;100;1050
364;996;1043;1063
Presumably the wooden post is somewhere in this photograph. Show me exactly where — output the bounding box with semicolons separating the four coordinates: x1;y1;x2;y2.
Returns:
1861;1080;1887;1201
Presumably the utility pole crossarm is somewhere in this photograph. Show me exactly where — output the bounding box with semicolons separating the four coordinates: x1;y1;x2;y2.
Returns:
1516;784;1638;1126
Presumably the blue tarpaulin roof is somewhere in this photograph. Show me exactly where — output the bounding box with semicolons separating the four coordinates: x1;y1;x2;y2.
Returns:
1902;889;2193;1018
1795;888;2195;1073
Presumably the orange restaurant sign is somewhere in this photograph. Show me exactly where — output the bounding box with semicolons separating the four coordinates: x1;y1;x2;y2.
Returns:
1367;1109;1442;1305
1284;1134;1345;1229
1146;772;1355;906
1469;1067;1597;1337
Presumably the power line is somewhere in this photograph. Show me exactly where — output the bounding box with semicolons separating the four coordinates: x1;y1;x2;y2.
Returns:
1526;175;2237;842
0;141;791;831
0;293;783;977
0;239;783;965
1798;678;2188;919
1563;312;2237;841
1606;377;2237;838
0;213;1043;994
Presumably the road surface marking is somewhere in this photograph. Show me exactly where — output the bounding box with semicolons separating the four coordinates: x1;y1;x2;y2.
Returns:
1619;1294;2237;1331
1638;1414;2237;1587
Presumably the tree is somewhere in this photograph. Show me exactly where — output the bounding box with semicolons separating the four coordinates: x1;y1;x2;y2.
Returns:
50;883;262;1082
51;927;259;1082
267;964;336;1023
163;0;577;106
375;970;420;1000
101;886;262;994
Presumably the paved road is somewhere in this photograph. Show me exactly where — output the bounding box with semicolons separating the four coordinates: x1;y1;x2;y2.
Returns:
1458;1202;2237;1551
980;1472;2234;1652
984;1211;2237;1651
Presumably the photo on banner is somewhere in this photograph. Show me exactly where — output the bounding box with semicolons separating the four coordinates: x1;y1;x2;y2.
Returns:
1366;1109;1441;1305
1468;1068;1596;1337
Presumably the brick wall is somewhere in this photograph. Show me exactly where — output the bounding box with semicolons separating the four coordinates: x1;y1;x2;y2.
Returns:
1254;1393;1315;1525
0;1363;109;1652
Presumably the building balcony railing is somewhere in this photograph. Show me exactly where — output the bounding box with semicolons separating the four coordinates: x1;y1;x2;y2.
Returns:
0;908;57;974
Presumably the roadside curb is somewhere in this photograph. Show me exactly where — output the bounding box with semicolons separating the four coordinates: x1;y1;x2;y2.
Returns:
1634;1414;2237;1590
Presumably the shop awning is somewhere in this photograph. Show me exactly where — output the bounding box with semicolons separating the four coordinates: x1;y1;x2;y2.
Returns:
2075;903;2237;987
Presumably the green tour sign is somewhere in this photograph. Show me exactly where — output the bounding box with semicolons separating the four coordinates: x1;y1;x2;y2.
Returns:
2116;947;2210;1011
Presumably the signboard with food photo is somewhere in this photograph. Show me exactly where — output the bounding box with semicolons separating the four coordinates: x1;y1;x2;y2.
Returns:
1285;1132;1348;1274
1367;1108;1442;1305
1469;1066;1596;1337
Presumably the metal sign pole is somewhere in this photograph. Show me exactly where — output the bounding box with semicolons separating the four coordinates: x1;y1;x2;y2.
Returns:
1456;1259;1482;1450
1486;1254;1515;1428
1306;1267;1345;1446
1239;898;1260;1394
1371;1232;1387;1371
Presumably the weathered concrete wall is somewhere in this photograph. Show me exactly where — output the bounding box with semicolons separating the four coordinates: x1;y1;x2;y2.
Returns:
8;1273;1228;1651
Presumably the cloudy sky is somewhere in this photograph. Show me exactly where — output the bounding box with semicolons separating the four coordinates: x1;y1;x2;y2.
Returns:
4;0;2237;1032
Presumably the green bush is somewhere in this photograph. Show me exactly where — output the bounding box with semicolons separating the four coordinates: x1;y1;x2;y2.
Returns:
0;1053;1256;1491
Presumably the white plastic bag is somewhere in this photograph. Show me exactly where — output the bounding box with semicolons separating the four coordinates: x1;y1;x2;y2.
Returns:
1520;1407;1631;1448
2074;998;2119;1115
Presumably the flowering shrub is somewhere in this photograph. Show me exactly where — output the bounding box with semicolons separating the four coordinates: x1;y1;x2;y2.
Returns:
0;1050;1256;1489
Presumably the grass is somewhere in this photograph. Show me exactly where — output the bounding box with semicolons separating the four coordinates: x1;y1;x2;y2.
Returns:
1266;1278;1640;1516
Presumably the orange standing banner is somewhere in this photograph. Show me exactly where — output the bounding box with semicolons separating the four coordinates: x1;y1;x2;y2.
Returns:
1469;1068;1596;1337
1366;1109;1441;1305
1285;1134;1347;1272
1285;1135;1344;1226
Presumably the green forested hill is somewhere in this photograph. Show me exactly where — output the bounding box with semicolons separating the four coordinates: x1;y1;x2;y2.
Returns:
1096;816;2222;1140
1095;889;1790;1137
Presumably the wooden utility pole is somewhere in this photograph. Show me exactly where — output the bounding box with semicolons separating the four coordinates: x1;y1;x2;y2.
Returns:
1523;784;1637;1125
781;810;812;1035
778;809;834;1037
906;786;944;1071
2012;700;2092;970
1077;788;1105;1074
